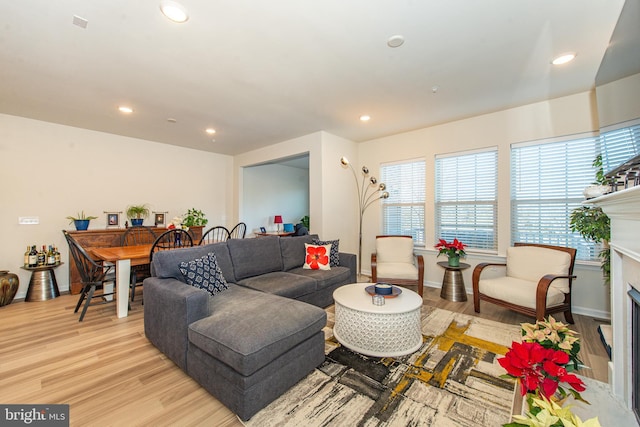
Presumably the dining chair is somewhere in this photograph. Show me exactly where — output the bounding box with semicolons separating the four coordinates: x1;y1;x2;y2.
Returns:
200;226;231;245
229;222;247;239
121;226;157;302
63;230;116;321
150;229;194;262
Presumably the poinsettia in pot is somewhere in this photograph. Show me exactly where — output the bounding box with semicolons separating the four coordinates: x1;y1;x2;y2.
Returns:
435;238;467;267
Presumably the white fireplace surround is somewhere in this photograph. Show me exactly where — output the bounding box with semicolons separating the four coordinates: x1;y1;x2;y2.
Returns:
589;185;640;412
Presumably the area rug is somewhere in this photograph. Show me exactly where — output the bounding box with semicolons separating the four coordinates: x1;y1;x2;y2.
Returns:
244;306;521;426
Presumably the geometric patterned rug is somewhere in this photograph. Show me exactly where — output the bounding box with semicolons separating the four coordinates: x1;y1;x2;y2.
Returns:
244;306;521;426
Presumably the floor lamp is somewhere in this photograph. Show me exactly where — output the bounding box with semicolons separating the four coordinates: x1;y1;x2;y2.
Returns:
340;156;389;279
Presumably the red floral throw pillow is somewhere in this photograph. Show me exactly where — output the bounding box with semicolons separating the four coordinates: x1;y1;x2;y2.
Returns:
303;243;331;270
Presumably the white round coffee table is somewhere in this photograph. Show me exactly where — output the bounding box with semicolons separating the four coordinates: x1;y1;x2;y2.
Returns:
332;283;423;357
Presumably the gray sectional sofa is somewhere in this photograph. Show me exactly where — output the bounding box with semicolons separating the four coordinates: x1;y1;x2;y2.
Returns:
143;234;356;421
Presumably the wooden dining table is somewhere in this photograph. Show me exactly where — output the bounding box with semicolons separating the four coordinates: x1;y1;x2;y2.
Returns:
90;244;152;318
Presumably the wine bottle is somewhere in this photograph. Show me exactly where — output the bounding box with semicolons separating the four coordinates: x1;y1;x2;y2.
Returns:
28;245;38;267
54;246;61;264
47;245;56;265
24;246;30;267
37;245;46;266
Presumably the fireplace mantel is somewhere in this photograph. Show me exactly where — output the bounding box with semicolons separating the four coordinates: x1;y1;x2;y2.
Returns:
589;185;640;413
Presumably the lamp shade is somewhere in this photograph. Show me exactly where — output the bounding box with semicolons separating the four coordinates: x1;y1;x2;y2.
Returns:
274;215;283;224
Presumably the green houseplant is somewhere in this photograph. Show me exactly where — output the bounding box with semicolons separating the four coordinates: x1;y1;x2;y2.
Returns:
183;208;208;227
66;211;98;231
569;155;611;282
126;204;150;226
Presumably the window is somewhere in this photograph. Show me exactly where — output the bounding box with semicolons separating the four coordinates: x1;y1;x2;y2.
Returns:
600;120;640;172
380;159;425;245
435;148;498;251
511;134;599;261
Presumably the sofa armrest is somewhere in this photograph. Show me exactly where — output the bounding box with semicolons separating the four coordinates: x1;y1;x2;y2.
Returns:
143;276;210;371
339;252;357;283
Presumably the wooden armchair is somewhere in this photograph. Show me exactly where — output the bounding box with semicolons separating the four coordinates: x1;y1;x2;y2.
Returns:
371;235;424;297
472;242;577;323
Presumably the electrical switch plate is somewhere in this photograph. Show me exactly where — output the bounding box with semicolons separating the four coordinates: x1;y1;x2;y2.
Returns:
19;216;39;225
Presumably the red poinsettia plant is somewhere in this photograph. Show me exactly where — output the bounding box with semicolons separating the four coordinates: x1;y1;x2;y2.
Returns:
498;316;587;403
434;238;467;258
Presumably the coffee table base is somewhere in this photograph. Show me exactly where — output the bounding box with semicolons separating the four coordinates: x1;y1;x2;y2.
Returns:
333;302;422;357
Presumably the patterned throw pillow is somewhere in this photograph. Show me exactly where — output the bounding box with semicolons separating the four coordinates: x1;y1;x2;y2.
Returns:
179;252;228;296
312;238;340;266
303;243;331;270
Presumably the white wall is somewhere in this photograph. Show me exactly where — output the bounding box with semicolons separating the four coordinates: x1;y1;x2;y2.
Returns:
0;114;233;299
596;73;640;128
242;163;309;234
356;90;611;318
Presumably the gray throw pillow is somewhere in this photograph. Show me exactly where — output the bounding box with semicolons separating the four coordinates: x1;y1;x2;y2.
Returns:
179;252;228;296
312;238;340;267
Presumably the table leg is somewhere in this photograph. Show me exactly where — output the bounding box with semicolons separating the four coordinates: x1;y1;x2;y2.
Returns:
440;269;468;302
116;258;131;318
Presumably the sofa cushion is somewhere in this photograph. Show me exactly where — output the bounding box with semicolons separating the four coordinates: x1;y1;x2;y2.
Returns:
312;238;340;266
280;234;318;271
288;266;352;291
237;272;317;299
152;243;236;283
303;243;331;270
506;246;571;293
188;284;326;376
227;236;283;280
179;252;228;296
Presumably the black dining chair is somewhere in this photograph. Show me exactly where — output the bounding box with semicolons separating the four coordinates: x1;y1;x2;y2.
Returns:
200;226;231;245
121;226;157;302
150;229;194;262
63;230;117;321
229;222;247;239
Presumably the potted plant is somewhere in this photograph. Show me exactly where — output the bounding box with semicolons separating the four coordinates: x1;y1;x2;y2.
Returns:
182;208;208;227
126;204;150;226
66;211;98;231
570;155;611;283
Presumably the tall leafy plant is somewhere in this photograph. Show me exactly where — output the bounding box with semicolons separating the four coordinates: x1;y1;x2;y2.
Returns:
569;155;610;283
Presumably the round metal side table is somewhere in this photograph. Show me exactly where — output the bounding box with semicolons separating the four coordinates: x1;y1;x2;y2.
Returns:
437;261;470;302
21;263;63;301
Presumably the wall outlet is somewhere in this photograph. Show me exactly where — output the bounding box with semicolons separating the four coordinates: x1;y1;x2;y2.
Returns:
19;216;39;225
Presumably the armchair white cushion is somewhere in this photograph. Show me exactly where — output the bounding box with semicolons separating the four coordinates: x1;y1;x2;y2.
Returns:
472;243;577;323
371;235;424;296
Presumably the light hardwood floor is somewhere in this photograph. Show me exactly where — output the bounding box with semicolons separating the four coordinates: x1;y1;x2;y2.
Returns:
0;287;610;426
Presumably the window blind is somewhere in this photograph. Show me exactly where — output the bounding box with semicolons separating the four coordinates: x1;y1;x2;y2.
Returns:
511;134;600;260
600;122;640;172
435;149;497;251
381;159;425;245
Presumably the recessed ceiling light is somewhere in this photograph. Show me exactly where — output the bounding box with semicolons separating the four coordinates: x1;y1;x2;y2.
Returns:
387;35;405;48
551;52;576;65
205;128;216;135
360;115;371;122
118;106;133;114
160;1;189;23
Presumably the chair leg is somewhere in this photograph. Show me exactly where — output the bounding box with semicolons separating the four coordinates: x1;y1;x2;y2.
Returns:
564;309;575;324
78;285;96;322
473;292;480;313
74;289;87;313
130;271;137;302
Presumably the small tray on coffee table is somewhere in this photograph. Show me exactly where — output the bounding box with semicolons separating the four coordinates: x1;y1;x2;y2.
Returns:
364;285;402;298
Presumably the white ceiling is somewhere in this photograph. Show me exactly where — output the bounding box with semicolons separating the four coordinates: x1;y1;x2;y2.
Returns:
0;1;627;156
